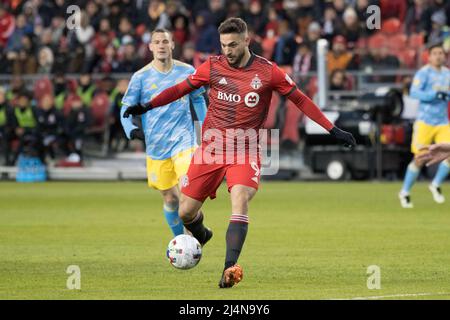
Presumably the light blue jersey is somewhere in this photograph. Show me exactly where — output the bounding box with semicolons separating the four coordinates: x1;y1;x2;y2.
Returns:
121;60;207;160
410;64;450;126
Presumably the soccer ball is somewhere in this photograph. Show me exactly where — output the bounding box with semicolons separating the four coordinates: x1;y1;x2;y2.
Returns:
166;234;202;270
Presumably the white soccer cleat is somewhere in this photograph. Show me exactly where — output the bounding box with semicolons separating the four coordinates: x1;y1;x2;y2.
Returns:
429;184;445;204
398;192;414;209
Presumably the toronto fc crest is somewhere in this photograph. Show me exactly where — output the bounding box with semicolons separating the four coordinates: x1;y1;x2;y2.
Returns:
251;74;262;90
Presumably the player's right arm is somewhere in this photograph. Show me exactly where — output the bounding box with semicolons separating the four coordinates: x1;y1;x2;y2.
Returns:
123;60;211;118
409;68;437;102
271;63;356;148
120;73;144;140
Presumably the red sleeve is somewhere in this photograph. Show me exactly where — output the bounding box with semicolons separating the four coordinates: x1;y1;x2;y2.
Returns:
271;63;334;131
286;89;334;131
149;79;194;108
148;59;211;108
186;59;211;88
271;63;297;96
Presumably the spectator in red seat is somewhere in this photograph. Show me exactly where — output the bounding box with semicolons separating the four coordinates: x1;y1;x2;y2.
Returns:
97;44;119;73
36;93;64;162
209;0;228;27
172;14;189;47
321;6;341;43
355;0;378;24
304;21;321;51
264;7;279;39
64;96;91;161
427;10;447;45
76;73;97;108
53;72;68;110
405;0;428;35
244;0;267;37
5;14;32;53
10;90;42;164
380;0;407;22
360;45;400;82
116;38;144;73
331;69;348;90
85;0;101;31
7;34;37;74
0;86;13;165
293;42;315;87
341;7;365;48
108;79;129;153
6;75;26;104
116;16;135;45
91;17;116;71
331;0;347;20
142;0;171;31
248;26;263;57
272;19;297;66
37;46;54;74
67;10;95;72
327;35;353;74
180;41;196;65
0;3;15;48
193;10;221;54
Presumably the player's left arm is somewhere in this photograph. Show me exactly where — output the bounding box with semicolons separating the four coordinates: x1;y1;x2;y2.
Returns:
123;59;211;118
189;87;207;125
120;73;144;140
271;64;356;148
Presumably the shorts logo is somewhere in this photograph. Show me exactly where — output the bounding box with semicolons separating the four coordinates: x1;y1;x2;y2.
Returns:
251;161;260;183
180;175;189;188
150;172;157;182
244;92;260;108
251;74;262;90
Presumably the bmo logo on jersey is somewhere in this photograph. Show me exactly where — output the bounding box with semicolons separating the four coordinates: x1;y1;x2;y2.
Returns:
217;91;260;107
218;91;241;103
244;92;260;108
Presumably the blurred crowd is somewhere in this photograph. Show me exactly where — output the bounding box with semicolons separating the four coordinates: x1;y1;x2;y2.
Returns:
1;0;450;165
0;73;132;165
0;0;449;75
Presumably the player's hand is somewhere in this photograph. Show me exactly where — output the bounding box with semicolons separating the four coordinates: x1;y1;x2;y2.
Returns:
123;103;151;118
436;91;450;101
417;144;450;166
130;128;144;141
329;126;356;149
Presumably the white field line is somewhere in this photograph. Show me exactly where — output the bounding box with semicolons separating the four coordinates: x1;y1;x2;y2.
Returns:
334;292;450;300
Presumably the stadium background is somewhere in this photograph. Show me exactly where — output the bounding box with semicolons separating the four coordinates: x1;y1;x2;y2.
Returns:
0;0;449;181
1;0;450;301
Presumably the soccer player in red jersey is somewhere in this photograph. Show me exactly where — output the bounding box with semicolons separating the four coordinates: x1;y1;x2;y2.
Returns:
124;18;356;288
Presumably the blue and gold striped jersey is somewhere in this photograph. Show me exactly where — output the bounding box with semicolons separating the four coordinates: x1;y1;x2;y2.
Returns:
410;64;450;126
121;60;206;160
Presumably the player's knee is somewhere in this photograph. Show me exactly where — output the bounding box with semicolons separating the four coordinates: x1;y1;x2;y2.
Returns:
413;157;424;169
178;197;197;222
162;193;179;211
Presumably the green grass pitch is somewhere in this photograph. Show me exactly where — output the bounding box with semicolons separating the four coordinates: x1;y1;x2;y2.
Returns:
1;181;450;300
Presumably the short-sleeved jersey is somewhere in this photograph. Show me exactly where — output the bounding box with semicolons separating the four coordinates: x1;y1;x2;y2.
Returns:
410;65;450;126
186;54;296;133
121;60;205;160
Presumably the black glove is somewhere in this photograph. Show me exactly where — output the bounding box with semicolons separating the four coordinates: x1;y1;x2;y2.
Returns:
436;91;450;101
123;103;152;118
329;127;356;149
130;128;144;140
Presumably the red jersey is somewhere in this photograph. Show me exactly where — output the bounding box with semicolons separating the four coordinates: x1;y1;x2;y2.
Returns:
186;54;296;133
149;53;333;153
